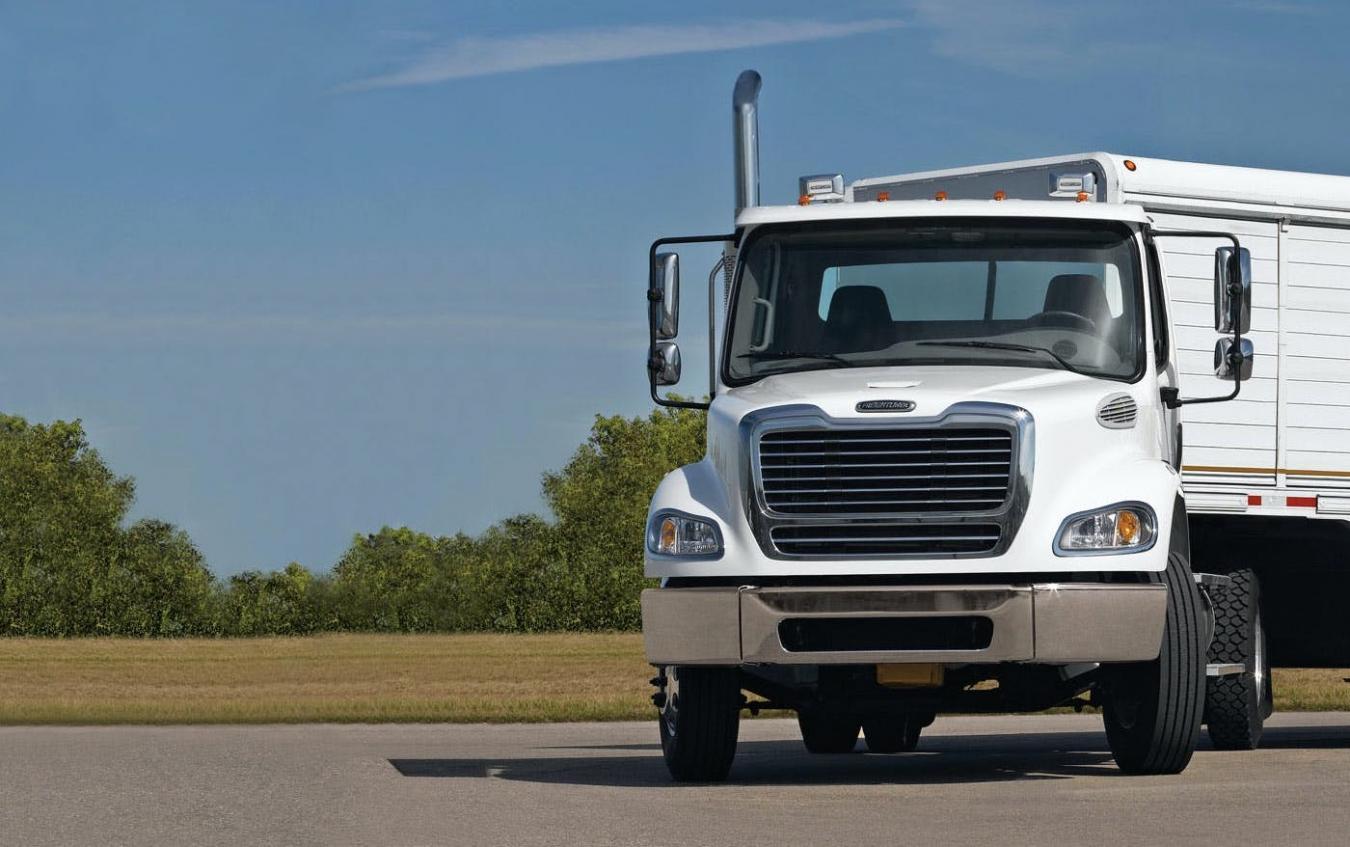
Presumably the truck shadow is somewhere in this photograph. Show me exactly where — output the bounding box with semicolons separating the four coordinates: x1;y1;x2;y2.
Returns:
388;723;1350;788
389;731;1118;787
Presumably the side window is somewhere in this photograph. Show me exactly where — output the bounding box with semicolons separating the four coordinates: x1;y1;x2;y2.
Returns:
1146;241;1170;370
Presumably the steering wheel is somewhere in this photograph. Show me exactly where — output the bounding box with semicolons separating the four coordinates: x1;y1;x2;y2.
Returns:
1031;310;1098;334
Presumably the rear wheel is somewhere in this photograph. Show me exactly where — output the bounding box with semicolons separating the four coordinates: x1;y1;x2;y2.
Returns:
862;713;927;753
657;666;741;782
1102;550;1207;775
1205;568;1270;750
797;711;861;754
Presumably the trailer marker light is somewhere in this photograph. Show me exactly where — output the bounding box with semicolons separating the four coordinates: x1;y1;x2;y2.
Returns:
993;190;1006;201
1124;159;1138;171
934;190;948;201
876;191;890;202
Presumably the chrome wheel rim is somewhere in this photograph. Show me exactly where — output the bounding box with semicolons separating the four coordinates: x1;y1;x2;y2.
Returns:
1253;610;1267;705
662;667;680;739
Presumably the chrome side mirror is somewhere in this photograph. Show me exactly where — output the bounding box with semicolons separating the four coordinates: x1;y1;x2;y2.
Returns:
1214;337;1254;381
650;252;680;339
1213;246;1252;334
649;341;682;386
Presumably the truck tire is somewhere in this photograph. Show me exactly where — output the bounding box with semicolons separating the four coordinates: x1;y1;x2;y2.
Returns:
797;712;861;754
1205;568;1270;750
862;716;922;753
657;666;741;782
1102;549;1206;775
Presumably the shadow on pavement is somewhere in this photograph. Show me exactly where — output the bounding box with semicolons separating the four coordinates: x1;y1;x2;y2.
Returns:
389;721;1350;787
389;731;1120;787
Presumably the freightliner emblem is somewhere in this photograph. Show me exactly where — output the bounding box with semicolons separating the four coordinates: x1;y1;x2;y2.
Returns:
855;399;916;413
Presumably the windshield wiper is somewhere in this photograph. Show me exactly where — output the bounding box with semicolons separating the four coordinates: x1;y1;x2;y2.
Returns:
739;350;855;365
914;340;1071;371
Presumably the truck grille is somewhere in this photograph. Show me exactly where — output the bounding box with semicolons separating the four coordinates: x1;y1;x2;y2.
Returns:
758;427;1014;516
770;523;1002;557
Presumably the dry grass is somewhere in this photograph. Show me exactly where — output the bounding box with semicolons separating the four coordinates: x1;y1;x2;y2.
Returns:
0;633;1345;724
0;633;653;724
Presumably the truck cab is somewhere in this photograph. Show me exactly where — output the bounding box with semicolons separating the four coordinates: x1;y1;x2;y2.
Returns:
640;72;1254;781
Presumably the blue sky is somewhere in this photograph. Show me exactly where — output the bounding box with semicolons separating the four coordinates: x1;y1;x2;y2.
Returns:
1;1;1347;574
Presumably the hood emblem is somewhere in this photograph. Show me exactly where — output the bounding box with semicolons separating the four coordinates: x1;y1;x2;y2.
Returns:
856;399;916;413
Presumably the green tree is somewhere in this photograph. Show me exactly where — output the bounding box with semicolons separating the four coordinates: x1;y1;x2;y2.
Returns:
540;406;707;630
219;562;319;636
0;415;134;635
100;519;215;635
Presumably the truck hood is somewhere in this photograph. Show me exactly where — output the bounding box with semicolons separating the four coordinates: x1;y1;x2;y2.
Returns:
720;365;1121;421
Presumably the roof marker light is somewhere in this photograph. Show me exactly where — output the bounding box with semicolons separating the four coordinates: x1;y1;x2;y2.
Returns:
1124;159;1138;171
993;190;1006;201
798;194;811;206
876;191;890;202
1076;191;1090;203
934;190;948;201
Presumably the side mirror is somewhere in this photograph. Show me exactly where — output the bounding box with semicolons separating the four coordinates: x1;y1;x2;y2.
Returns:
649;341;682;386
1213;246;1252;334
650;252;680;339
1214;337;1254;381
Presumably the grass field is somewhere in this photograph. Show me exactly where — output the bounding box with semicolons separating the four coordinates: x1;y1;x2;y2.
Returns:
0;633;1346;724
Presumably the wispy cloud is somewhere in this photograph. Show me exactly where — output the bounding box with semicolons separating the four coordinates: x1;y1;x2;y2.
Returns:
338;18;905;91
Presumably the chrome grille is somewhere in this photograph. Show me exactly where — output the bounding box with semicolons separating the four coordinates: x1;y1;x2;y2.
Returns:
758;427;1014;516
770;523;1002;557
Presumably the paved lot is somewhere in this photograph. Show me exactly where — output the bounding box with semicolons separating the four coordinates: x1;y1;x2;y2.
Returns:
5;713;1350;846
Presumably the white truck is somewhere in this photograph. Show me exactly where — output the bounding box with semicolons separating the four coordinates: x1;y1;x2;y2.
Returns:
640;70;1350;781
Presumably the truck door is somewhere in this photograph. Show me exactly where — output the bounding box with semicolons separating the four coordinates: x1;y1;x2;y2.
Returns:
1152;213;1280;488
1280;223;1350;489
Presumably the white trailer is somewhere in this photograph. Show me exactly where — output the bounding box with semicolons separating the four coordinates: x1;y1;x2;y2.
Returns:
638;72;1300;782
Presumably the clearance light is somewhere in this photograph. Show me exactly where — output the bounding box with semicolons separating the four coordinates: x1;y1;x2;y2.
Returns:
934;190;948;201
993;190;1007;201
798;194;812;206
877;191;890;202
1055;503;1157;555
1124;159;1138;171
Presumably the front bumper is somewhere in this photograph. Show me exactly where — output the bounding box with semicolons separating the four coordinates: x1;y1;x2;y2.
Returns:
641;583;1167;666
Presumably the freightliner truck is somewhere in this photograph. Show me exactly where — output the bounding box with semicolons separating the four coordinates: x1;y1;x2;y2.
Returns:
636;70;1336;781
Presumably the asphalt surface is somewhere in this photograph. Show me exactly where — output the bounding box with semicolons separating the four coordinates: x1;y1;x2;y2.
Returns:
5;713;1350;846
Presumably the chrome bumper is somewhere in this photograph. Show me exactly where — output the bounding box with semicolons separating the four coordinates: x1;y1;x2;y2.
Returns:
641;583;1167;666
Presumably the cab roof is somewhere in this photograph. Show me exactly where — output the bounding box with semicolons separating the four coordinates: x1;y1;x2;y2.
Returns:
734;198;1150;229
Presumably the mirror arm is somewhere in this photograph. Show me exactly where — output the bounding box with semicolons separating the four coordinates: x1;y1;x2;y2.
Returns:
1148;228;1245;408
647;232;738;410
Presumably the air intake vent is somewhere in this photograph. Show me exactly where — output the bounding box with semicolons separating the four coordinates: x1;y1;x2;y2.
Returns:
1097;394;1138;429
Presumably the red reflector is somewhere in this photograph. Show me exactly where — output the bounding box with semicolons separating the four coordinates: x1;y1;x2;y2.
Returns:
1287;496;1317;509
1248;495;1262;506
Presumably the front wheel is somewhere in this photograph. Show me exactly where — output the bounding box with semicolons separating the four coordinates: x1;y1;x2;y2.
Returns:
1101;550;1207;775
657;666;741;782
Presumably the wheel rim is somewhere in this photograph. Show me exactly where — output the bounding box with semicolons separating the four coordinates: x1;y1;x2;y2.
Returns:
1253;609;1267;706
662;667;680;739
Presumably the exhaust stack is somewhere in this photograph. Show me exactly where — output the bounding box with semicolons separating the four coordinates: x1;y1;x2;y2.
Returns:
732;70;762;219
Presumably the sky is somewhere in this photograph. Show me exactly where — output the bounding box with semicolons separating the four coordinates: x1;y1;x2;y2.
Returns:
1;1;1348;575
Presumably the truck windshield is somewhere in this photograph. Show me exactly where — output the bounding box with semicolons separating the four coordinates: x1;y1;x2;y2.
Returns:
724;220;1144;384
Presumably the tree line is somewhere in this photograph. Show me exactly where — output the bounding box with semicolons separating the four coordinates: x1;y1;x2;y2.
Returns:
0;407;705;636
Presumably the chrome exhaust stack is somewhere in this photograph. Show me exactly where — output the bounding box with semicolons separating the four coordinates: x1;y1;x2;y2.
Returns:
732;70;762;219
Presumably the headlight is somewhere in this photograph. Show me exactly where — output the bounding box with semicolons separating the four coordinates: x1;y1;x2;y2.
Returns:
648;512;722;556
1055;503;1156;555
